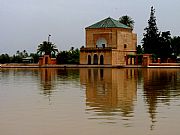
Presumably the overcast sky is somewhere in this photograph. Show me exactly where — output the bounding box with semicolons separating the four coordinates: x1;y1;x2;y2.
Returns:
0;0;180;54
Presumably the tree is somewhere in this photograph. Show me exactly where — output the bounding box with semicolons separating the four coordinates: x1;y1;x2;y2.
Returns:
37;41;58;57
30;53;39;63
142;6;160;57
23;50;28;57
70;47;74;51
11;54;22;63
70;48;80;64
16;50;20;56
159;31;172;61
56;48;80;64
171;36;180;57
16;50;28;58
119;15;135;29
137;45;143;54
0;54;10;63
56;51;69;64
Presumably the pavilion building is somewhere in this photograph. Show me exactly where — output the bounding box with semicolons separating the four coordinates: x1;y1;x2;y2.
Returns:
80;17;137;66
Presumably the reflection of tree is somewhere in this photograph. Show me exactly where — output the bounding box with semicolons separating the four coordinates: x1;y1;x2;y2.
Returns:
142;68;180;130
57;69;79;80
39;68;80;97
80;68;137;121
0;69;11;77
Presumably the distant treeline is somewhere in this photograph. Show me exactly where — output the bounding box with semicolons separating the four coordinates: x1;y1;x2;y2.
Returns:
0;50;39;64
56;47;80;64
0;48;80;64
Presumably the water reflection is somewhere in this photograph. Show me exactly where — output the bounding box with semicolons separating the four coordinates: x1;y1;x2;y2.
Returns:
142;68;180;130
80;68;138;123
56;68;80;81
39;68;80;96
39;68;57;96
1;68;180;134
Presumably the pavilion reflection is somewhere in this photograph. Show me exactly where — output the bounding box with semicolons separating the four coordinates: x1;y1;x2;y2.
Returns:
142;68;180;130
80;68;138;119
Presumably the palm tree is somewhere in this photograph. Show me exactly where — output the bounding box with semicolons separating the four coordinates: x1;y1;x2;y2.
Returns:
16;50;20;56
37;41;58;57
23;50;28;57
119;15;135;29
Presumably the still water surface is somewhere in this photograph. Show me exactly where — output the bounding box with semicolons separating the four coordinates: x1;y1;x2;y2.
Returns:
0;68;180;135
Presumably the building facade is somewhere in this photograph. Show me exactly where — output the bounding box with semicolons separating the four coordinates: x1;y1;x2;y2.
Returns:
80;17;137;66
39;55;56;66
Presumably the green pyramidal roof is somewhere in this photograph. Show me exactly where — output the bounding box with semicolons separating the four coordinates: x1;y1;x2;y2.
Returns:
86;17;131;29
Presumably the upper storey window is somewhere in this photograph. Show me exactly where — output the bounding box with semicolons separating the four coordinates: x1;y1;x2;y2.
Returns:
96;38;107;48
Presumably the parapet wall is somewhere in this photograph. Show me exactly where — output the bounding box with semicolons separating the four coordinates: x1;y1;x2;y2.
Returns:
149;63;180;66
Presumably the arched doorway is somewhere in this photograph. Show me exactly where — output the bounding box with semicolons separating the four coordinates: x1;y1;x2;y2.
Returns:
88;55;91;65
45;57;48;64
100;55;104;65
96;38;107;48
93;54;98;65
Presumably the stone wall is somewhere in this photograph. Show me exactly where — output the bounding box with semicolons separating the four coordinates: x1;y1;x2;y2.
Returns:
39;55;56;66
112;50;126;65
80;49;112;65
80;27;137;65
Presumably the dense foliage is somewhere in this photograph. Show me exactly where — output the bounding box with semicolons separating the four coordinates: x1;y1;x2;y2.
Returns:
56;48;80;64
142;6;161;56
159;31;172;60
0;47;80;64
0;50;39;64
137;45;143;54
0;54;10;63
171;36;180;57
119;15;135;29
37;41;58;57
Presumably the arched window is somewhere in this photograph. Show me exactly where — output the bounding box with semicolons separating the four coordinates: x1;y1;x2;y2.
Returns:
93;54;98;65
124;44;127;49
100;55;104;65
88;55;91;65
96;38;107;48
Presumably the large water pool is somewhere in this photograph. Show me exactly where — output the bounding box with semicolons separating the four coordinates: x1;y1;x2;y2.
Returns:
0;68;180;135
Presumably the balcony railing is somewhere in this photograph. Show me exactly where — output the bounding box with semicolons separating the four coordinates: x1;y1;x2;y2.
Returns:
80;47;114;52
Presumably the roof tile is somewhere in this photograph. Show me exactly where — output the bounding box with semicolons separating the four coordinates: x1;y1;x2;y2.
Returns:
86;17;131;29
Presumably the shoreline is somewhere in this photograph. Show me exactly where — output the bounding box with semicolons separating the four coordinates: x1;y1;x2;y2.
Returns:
1;63;180;68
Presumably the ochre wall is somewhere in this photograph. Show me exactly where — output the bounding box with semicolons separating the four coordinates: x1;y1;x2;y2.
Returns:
117;30;137;53
80;27;137;65
80;51;112;65
39;55;56;66
112;50;126;65
80;51;87;64
86;28;116;48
